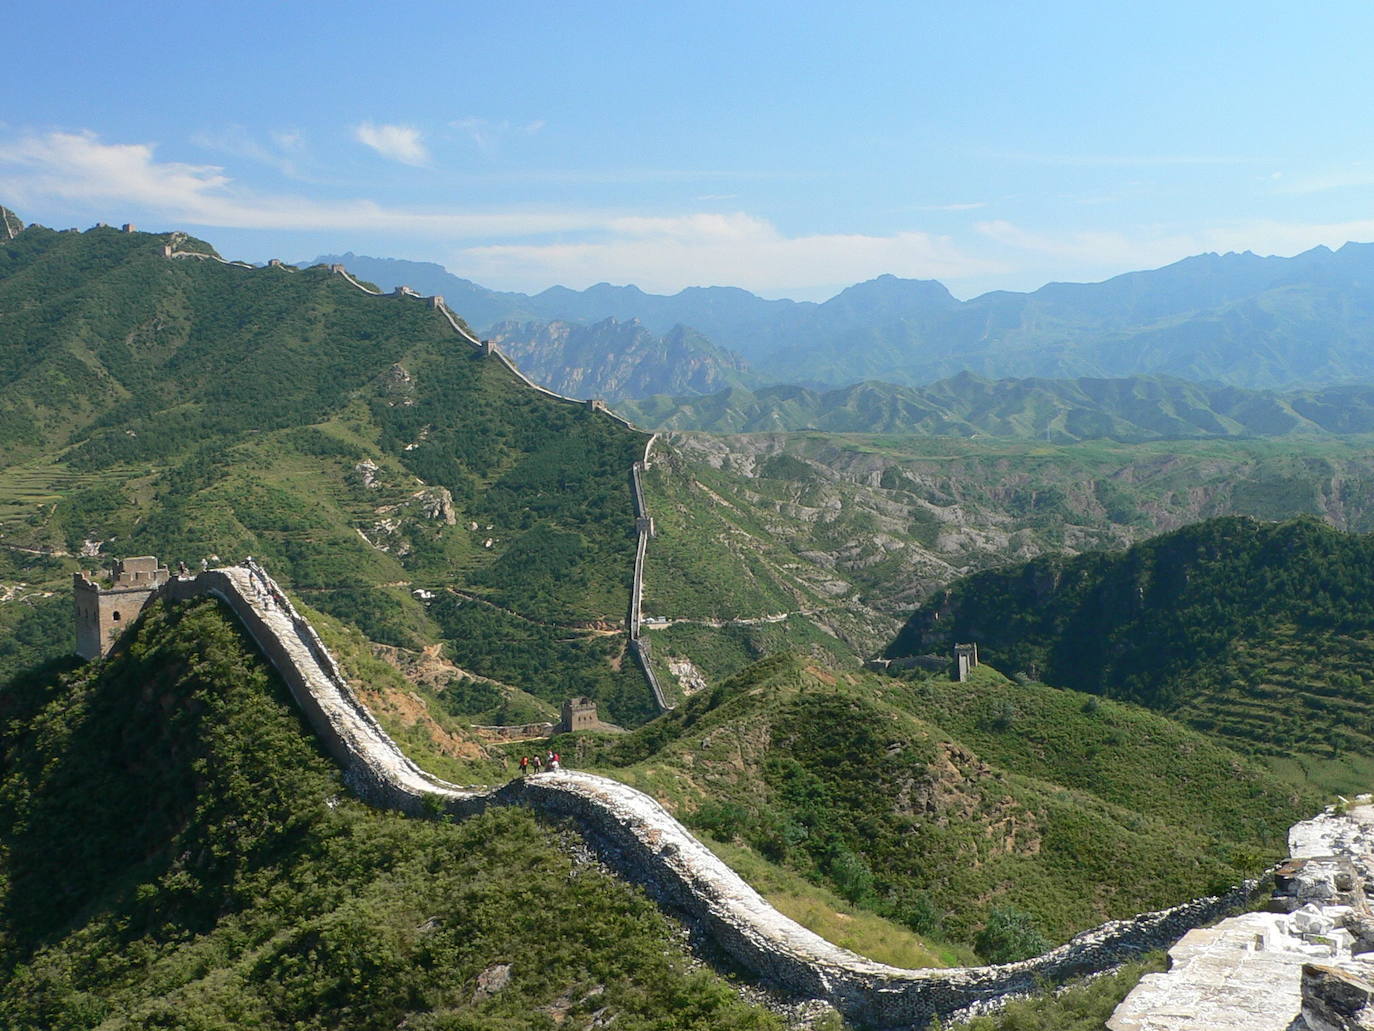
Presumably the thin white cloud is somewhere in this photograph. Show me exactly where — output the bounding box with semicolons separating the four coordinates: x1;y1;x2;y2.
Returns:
271;129;304;153
353;122;429;166
449;116;545;155
981;150;1259;168
914;201;987;212
19;129;1370;301
454;212;1004;297
0;130;594;235
1270;164;1374;196
191;124;307;178
0;131;999;297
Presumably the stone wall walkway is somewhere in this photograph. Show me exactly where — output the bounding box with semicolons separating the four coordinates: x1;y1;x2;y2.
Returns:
156;562;1269;1029
1109;805;1374;1031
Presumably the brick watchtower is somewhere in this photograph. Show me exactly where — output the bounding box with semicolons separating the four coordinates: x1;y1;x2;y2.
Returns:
73;556;170;660
559;697;599;734
953;642;979;682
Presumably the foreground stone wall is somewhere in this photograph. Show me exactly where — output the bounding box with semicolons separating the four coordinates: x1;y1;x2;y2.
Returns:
1109;804;1374;1031
152;563;1264;1028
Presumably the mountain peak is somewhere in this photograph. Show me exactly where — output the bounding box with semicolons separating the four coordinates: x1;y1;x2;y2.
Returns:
822;274;957;313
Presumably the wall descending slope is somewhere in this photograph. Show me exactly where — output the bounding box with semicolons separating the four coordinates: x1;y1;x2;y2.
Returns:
144;561;1266;1028
627;435;670;711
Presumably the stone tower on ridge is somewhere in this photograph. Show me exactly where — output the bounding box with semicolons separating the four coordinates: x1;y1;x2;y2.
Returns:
560;697;599;734
73;556;170;660
954;642;979;682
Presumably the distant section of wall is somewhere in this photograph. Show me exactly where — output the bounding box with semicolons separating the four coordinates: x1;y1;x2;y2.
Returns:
627;436;670;710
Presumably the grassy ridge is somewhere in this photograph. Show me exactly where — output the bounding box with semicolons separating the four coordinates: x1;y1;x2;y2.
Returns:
0;598;780;1030
618;374;1374;441
562;655;1307;953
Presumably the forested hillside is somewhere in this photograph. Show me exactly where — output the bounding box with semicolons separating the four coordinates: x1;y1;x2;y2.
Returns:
0;597;780;1030
0;217;654;723
889;516;1374;761
618;373;1374;440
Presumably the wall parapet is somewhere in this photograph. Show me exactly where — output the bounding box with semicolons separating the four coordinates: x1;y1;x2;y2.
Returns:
145;561;1264;1028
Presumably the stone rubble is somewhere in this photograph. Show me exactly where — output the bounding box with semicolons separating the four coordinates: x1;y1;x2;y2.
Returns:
1108;803;1374;1031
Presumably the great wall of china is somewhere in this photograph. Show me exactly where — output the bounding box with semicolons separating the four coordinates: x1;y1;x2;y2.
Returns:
127;559;1266;1029
42;223;1358;1026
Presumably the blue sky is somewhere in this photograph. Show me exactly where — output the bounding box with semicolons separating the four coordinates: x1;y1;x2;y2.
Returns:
4;1;1374;299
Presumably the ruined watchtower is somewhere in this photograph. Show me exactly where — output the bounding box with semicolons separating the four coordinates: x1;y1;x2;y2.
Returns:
73;556;170;660
954;642;979;683
560;697;599;734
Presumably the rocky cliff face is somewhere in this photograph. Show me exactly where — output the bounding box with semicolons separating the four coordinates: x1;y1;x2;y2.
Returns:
488;318;753;402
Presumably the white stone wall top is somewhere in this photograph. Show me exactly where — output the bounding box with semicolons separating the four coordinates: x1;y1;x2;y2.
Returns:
1110;804;1374;1031
1289;802;1374;859
162;562;1292;1028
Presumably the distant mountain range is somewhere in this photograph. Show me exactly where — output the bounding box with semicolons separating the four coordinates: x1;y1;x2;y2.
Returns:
313;245;1374;392
615;373;1374;440
486;318;754;402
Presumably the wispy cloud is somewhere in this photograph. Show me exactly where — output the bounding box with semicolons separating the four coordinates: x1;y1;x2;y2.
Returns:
454;212;1004;296
981;150;1258;168
17;129;1369;300
0;130;592;235
913;201;987;212
449;116;545;155
191;124;308;178
1269;163;1374;196
353;122;429;166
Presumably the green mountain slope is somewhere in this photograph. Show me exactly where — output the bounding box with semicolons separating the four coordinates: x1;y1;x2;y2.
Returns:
618;373;1374;441
0;596;780;1030
888;516;1374;759
566;654;1307;952
636;430;1374;697
0;216;654;723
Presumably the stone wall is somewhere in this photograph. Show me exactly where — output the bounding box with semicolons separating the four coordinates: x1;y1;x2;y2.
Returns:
626;437;670;710
148;562;1266;1029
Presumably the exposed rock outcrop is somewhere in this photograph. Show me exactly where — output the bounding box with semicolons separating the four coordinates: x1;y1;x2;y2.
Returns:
1302;963;1374;1031
1109;804;1374;1031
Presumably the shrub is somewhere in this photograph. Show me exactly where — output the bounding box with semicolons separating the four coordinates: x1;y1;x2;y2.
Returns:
975;906;1051;964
